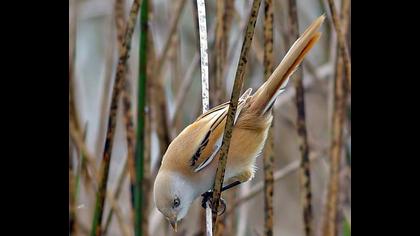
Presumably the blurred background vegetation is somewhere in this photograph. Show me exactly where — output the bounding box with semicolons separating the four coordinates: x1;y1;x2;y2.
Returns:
69;0;351;235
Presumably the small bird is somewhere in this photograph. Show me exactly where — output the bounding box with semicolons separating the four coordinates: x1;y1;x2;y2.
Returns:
154;15;325;231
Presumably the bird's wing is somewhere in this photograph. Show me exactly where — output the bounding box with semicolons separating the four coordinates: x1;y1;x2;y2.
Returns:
190;89;252;172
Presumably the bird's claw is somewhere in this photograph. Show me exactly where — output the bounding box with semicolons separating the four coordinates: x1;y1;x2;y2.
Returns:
201;191;212;208
200;191;226;215
218;198;226;215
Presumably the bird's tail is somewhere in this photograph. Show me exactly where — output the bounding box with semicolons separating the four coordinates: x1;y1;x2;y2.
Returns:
249;15;325;115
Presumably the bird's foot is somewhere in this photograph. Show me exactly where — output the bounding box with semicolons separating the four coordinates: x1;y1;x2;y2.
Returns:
218;198;226;215
200;191;226;215
201;191;212;208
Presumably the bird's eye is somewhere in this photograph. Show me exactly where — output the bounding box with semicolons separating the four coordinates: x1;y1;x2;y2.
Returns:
173;197;180;208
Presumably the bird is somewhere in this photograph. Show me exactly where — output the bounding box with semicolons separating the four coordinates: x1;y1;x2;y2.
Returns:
154;15;325;231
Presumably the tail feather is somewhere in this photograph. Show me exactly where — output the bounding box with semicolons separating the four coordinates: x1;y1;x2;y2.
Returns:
249;15;325;114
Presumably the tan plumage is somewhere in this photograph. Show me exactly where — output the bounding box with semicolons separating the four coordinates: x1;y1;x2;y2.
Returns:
154;15;325;230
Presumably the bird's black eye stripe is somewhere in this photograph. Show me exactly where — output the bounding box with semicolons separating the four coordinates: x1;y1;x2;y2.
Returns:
173;197;180;208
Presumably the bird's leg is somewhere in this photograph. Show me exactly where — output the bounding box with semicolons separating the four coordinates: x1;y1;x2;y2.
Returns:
201;181;243;213
221;180;242;192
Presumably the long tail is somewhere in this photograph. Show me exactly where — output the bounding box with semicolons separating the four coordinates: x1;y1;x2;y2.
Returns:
249;15;325;115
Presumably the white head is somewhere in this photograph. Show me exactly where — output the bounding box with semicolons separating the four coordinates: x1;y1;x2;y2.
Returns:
153;170;198;231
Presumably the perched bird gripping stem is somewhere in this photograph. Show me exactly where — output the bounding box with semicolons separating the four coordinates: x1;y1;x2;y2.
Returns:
153;15;325;231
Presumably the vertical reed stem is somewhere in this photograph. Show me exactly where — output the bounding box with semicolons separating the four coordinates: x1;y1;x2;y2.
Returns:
322;0;350;234
90;0;142;235
287;0;313;235
211;0;262;234
263;0;274;235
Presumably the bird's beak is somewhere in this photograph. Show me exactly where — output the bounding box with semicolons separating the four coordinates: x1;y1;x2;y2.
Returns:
169;219;178;232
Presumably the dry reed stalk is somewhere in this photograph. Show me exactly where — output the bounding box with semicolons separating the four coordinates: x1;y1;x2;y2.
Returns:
326;0;351;91
194;0;213;235
219;4;252;88
211;0;224;109
213;2;235;235
115;0;126;52
338;0;350;234
69;121;98;185
112;0;138;211
72;123;130;236
337;144;349;236
96;17;116;160
69;70;80;138
71;123;88;235
214;191;237;235
287;0;313;235
106;190;131;236
103;159;128;235
147;32;169;179
145;6;156;176
212;0;234;107
262;0;275;235
191;6;218;234
322;0;350;235
236;182;251;236
211;0;262;234
191;0;201;52
169;35;181;95
205;202;213;236
196;0;210;113
154;0;187;77
262;128;275;236
122;76;137;204
90;0;142;235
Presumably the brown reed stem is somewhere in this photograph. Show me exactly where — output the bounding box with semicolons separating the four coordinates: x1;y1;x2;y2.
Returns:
103;159;128;235
154;0;187;78
326;0;351;92
212;0;234;107
322;1;350;234
262;0;275;235
90;0;142;235
96;16;116;160
213;2;235;235
106;190;131;236
69;120;98;185
211;0;262;234
110;0;138;214
287;0;313;235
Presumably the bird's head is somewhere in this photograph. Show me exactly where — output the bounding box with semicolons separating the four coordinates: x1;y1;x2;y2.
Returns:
153;170;196;231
